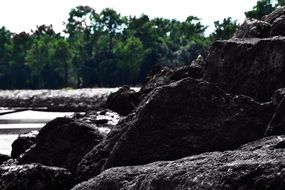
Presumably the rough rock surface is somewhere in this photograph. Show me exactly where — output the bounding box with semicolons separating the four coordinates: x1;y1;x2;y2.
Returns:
265;91;285;137
270;15;285;36
105;86;139;116
0;154;10;165
0;164;72;190
272;88;285;106
75;116;132;182
234;18;271;38
18;111;120;173
72;136;285;190
11;130;38;158
204;37;285;102
262;6;285;24
139;56;205;97
76;78;273;181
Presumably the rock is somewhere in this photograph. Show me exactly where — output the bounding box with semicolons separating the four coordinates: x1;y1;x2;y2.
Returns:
139;56;205;97
0;164;72;190
265;96;285;136
75;116;132;182
262;6;285;24
105;86;140;116
72;136;285;190
272;88;285;106
97;78;273;171
18;112;115;173
234;18;271;38
204;37;285;102
11;130;38;158
0;154;10;165
270;15;285;36
139;66;173;96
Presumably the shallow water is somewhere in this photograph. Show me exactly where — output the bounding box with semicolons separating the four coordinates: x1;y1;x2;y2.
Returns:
0;134;18;155
0;110;73;156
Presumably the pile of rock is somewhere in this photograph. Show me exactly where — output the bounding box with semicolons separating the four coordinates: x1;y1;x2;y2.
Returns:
3;7;285;190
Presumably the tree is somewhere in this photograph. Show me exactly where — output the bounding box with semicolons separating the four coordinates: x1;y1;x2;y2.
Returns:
211;17;238;40
0;27;12;88
115;35;148;83
65;6;99;87
245;0;275;19
26;26;70;88
8;32;31;88
99;8;125;53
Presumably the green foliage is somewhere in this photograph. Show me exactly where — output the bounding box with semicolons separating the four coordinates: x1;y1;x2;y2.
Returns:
244;0;285;19
0;6;229;89
211;17;238;40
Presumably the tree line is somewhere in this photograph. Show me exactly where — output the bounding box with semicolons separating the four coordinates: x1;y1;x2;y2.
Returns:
1;0;281;89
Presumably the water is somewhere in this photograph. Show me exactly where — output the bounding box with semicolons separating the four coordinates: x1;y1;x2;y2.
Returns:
0;110;73;155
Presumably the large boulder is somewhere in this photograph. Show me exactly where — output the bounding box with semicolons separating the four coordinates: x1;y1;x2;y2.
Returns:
11;130;38;158
77;78;272;180
72;136;285;190
18;111;120;173
105;86;139;116
0;164;72;190
204;37;285;102
234;18;271;38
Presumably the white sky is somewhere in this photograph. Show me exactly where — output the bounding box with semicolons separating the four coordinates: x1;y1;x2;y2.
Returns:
0;0;258;35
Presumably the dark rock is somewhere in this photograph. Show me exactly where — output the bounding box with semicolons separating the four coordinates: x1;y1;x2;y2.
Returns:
262;6;285;24
0;154;10;165
100;78;273;170
139;66;173;96
234;19;271;38
72;136;285;190
11;130;38;158
271;88;285;106
0;164;72;190
204;37;285;102
270;15;285;36
18;113;111;173
105;86;139;116
139;56;205;97
75;116;132;182
265;96;285;137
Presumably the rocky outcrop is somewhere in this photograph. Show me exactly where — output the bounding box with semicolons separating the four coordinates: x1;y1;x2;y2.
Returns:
0;164;72;190
18;110;120;173
105;86;139;116
204;37;285;102
72;136;285;190
75;78;273;182
234;19;271;38
104;78;273;169
11;130;38;158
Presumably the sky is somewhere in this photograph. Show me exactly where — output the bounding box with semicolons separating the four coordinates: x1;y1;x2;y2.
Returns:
0;0;258;35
